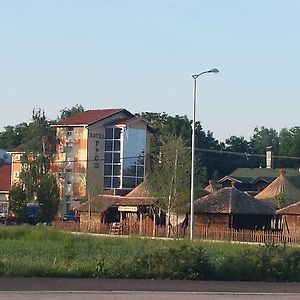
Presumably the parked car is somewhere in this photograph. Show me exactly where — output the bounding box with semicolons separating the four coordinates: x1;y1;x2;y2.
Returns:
0;212;7;224
26;205;39;225
4;214;16;225
63;210;78;222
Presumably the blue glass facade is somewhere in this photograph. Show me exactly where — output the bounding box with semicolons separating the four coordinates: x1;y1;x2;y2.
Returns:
104;127;146;189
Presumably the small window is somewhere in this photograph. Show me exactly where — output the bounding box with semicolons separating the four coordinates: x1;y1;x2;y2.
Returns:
105;128;113;139
113;165;121;176
113;153;120;163
114;140;120;151
114;128;121;139
104;153;112;163
104;165;112;176
104;177;111;188
105;140;113;151
112;177;120;188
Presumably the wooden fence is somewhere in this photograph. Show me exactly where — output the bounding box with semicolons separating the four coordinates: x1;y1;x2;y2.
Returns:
53;220;300;244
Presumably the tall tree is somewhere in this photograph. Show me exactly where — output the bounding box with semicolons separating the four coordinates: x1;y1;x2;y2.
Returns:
19;109;56;203
36;175;59;223
139;112;221;182
278;127;300;167
8;184;27;224
20;153;51;202
0;123;28;150
147;135;191;236
250;126;279;167
22;108;56;154
59;104;84;120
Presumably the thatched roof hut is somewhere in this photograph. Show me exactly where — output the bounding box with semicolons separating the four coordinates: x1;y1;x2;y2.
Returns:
75;194;154;213
195;187;275;215
193;187;275;230
255;169;300;208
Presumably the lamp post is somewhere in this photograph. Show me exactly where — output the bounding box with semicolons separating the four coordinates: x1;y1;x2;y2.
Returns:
190;68;219;240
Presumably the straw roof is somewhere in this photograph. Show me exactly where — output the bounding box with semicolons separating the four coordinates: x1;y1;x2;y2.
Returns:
125;181;151;197
194;187;275;215
74;194;154;213
74;195;116;213
255;170;300;208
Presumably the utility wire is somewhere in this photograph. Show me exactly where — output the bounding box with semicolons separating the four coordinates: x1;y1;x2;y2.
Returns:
195;147;300;160
2;148;300;165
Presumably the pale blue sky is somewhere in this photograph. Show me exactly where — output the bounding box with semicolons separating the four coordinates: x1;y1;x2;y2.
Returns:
1;0;299;142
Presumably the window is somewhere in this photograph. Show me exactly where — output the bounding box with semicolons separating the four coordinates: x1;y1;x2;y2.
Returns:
104;127;122;189
122;128;146;188
104;127;146;190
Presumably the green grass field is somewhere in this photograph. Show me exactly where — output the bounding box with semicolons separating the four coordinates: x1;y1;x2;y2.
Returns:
1;225;300;281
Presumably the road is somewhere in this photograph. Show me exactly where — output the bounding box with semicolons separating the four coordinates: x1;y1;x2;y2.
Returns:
0;291;300;300
1;278;300;300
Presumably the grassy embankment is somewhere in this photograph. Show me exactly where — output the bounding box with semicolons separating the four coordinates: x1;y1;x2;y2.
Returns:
1;225;300;281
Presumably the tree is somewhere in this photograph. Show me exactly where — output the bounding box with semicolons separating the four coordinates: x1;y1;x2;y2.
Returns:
250;126;279;167
36;175;59;223
8;184;27;224
147;135;191;237
139;112;221;182
275;191;287;209
0;123;28;150
20;153;51;202
22;108;56;155
278;127;300;168
59;104;84;120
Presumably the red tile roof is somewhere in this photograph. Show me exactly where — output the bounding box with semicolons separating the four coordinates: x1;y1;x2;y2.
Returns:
0;164;11;191
55;109;131;126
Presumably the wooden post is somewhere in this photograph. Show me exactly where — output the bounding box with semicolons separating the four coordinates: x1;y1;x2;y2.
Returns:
153;213;156;237
139;211;143;236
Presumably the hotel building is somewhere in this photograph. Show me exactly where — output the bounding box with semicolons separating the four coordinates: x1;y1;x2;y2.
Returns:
53;108;151;212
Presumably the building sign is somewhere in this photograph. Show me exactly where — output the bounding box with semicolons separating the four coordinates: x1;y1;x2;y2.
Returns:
118;206;138;212
89;132;104;139
266;150;272;169
89;131;104;169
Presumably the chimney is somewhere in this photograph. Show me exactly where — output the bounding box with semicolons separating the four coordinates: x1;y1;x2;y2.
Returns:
266;146;273;169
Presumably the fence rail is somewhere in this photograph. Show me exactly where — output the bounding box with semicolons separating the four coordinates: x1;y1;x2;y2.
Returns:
53;220;300;244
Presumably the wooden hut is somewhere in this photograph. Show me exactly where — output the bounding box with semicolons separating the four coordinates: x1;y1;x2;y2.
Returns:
277;202;300;235
74;182;155;226
255;169;300;209
193;187;275;230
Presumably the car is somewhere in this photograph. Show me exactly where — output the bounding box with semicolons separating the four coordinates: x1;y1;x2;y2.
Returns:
0;212;7;224
4;215;16;225
62;210;78;222
26;206;39;225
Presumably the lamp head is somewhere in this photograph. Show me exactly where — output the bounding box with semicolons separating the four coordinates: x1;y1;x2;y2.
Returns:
209;68;219;74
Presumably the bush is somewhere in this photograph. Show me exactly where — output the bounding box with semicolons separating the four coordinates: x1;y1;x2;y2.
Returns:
135;244;212;279
216;243;300;282
2;226;300;281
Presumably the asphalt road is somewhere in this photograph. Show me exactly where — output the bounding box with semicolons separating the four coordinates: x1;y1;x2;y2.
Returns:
1;278;300;300
0;291;300;300
1;278;300;293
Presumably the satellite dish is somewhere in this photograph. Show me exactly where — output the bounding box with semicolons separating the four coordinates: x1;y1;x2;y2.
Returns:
0;149;12;165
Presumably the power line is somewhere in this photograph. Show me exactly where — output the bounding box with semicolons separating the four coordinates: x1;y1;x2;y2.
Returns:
195;147;300;161
1;155;147;165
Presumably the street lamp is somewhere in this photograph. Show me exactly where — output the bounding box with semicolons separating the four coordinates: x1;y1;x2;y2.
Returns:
190;68;219;240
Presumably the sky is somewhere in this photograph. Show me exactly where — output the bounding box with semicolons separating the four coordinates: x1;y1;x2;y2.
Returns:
0;0;300;142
